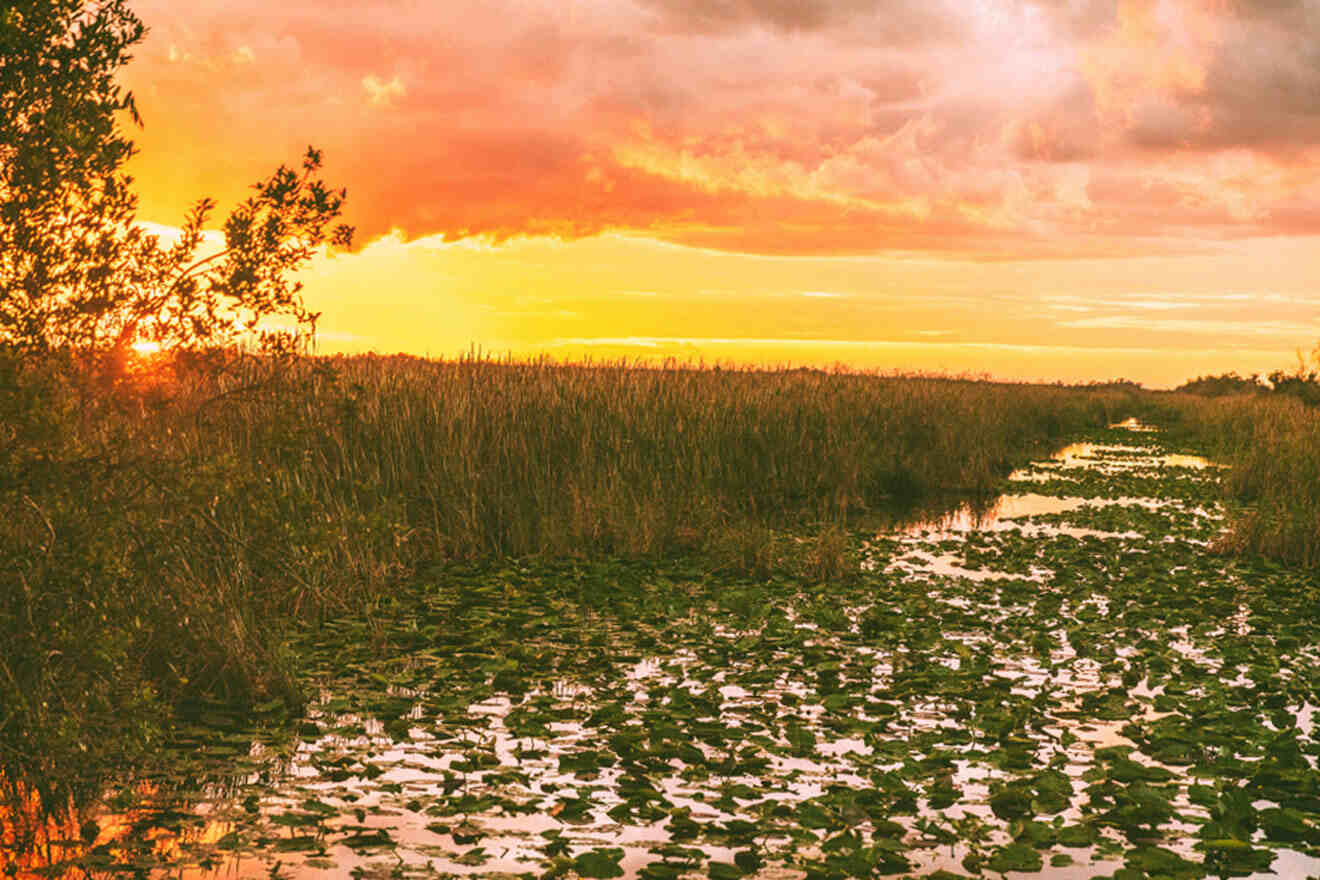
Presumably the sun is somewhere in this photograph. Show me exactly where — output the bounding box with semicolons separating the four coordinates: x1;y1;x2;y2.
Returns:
131;340;162;356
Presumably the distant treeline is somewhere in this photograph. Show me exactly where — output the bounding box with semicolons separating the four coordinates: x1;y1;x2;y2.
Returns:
1176;364;1320;407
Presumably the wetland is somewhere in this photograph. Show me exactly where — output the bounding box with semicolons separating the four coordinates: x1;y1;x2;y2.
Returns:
9;418;1319;880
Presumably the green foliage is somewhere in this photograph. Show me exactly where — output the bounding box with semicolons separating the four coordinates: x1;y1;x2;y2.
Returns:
1265;366;1320;407
986;841;1043;874
1174;371;1268;397
1176;343;1320;408
0;0;350;810
0;353;304;794
574;847;626;878
0;0;144;353
0;0;351;362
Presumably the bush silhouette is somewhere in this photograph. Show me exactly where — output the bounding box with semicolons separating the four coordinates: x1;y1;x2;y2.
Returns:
0;0;352;367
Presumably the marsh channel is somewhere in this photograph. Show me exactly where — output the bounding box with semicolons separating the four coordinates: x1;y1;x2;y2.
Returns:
14;420;1320;880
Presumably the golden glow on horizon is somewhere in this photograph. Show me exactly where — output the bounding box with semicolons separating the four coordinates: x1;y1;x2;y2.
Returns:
281;228;1320;388
111;0;1320;385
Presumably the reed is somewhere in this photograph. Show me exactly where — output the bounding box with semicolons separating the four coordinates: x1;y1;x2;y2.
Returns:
1;351;1135;792
180;354;1135;557
1151;390;1320;568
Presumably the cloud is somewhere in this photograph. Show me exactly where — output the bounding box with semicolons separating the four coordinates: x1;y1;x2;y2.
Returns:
1127;98;1202;149
1194;22;1320;151
1013;75;1104;161
362;74;405;106
1057;315;1314;337
637;0;851;33
118;0;1320;257
1029;0;1118;38
1081;0;1320;155
636;0;964;40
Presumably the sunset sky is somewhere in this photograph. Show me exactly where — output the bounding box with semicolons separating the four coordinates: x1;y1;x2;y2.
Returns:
117;0;1320;386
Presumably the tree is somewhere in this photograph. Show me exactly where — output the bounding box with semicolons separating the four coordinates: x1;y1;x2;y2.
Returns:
0;0;352;365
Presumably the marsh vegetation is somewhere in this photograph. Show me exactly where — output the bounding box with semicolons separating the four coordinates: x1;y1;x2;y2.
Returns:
3;355;1320;880
4;390;1319;880
1;354;1132;781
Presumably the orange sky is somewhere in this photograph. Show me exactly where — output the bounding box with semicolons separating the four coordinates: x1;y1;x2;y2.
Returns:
117;0;1320;386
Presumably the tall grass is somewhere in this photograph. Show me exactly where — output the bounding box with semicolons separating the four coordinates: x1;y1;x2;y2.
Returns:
1151;390;1320;568
189;354;1134;558
1;351;1136;794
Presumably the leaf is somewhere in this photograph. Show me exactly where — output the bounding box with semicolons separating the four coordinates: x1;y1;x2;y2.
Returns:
989;786;1034;820
574;848;625;879
986;842;1043;874
708;862;742;880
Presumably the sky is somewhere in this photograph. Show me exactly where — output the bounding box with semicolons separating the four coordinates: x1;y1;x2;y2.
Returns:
116;0;1320;387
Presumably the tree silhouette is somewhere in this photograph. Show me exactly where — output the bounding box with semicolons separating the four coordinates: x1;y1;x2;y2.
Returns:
0;0;352;365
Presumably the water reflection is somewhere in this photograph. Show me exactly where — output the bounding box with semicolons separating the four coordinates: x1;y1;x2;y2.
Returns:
1044;442;1217;471
1108;417;1156;432
895;424;1221;543
0;777;235;880
901;493;1089;535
